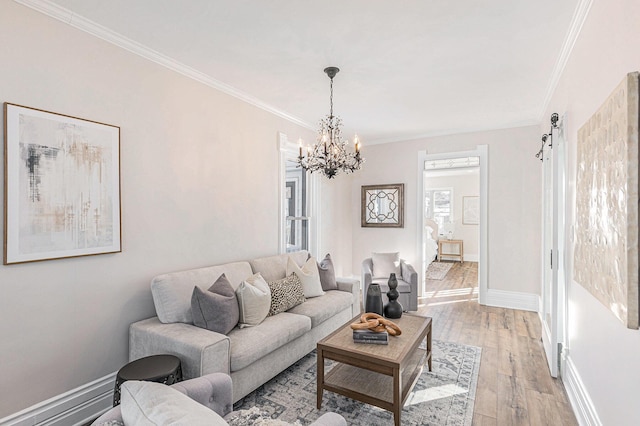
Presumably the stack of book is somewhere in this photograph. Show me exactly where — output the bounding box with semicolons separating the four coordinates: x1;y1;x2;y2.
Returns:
353;329;389;345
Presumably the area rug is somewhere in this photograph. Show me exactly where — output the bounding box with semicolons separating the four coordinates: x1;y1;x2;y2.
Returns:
231;340;481;426
425;262;454;280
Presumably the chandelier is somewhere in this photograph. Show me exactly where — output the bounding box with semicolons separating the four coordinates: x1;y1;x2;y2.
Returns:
298;67;364;179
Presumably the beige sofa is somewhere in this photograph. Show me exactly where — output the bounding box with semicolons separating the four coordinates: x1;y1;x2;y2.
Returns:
129;251;360;402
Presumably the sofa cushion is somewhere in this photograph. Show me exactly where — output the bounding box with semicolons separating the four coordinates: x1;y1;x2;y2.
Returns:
317;253;338;291
249;251;309;282
191;274;239;335
267;274;306;316
227;312;311;371
120;380;227;426
371;252;401;279
152;261;253;324
287;256;324;298
287;290;353;328
372;278;411;293
236;273;271;328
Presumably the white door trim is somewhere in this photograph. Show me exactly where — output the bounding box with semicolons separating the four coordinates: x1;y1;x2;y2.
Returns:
417;145;488;303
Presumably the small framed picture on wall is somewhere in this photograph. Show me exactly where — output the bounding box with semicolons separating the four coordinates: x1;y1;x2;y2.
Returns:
462;196;479;225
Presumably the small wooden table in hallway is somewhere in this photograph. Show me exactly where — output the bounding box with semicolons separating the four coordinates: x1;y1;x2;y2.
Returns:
438;239;464;262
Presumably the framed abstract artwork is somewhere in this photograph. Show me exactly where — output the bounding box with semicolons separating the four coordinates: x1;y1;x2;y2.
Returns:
361;183;404;228
574;72;639;329
3;103;121;264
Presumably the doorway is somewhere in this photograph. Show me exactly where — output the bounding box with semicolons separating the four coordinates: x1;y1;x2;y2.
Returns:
417;146;488;304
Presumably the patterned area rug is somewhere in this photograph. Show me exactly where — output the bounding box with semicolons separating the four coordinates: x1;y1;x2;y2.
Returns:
425;262;454;280
231;340;481;426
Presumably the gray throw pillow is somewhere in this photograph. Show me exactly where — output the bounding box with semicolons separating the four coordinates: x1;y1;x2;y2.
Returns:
191;273;239;334
317;253;338;291
267;273;306;316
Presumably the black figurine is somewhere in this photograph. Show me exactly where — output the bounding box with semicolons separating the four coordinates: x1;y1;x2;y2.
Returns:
384;273;403;319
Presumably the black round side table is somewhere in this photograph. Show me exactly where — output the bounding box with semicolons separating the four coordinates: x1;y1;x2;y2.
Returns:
113;354;182;406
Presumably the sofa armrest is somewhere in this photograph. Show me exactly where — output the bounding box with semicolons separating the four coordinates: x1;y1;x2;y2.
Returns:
129;317;231;379
172;372;233;417
336;277;361;317
91;373;233;425
400;260;418;311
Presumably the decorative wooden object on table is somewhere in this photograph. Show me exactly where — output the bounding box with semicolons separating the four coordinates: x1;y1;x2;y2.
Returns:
350;312;402;335
113;354;182;406
438;239;464;263
318;314;432;426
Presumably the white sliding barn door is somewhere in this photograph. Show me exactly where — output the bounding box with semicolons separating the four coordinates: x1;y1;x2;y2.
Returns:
540;120;566;378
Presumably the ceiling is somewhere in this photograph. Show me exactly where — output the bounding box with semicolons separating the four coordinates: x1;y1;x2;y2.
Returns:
37;0;581;144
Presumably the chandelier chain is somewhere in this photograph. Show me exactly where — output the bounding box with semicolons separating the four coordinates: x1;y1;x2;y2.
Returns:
329;77;334;118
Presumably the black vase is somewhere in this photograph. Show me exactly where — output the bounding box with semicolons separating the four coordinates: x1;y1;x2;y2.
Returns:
384;273;403;319
365;283;384;316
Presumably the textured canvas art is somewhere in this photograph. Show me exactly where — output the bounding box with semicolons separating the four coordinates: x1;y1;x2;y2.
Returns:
3;104;121;264
574;73;639;329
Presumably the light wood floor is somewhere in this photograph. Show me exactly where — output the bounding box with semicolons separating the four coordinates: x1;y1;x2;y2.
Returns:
419;261;577;426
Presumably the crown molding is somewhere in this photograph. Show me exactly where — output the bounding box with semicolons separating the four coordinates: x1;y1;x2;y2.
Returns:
13;0;314;131
367;119;540;146
537;0;594;120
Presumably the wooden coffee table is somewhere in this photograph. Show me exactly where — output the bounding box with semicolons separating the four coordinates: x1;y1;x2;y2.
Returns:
317;314;432;426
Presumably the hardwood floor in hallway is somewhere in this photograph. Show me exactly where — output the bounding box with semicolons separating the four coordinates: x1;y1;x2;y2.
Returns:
418;261;577;425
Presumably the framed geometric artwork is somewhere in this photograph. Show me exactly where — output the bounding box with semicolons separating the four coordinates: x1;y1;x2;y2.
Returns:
361;183;404;228
462;196;479;225
3;103;121;264
573;72;639;329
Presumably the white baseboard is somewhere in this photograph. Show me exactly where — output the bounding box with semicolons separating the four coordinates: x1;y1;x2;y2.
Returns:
484;289;539;312
0;372;116;426
463;254;479;262
564;355;602;426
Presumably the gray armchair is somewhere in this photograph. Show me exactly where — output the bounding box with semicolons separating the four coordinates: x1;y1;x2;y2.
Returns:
362;257;418;312
92;372;346;425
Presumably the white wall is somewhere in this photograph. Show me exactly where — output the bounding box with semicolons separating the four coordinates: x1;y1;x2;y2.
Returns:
0;2;352;418
424;170;480;260
542;0;640;424
351;125;541;295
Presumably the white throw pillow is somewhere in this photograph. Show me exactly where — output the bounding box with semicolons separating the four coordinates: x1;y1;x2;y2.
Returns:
236;273;271;328
120;380;227;426
286;256;325;298
371;252;401;279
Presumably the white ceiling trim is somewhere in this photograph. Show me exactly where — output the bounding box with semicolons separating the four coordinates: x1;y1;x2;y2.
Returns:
368;119;540;146
537;0;594;121
13;0;315;131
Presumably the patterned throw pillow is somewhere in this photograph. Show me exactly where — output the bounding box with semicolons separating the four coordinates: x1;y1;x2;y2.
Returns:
267;273;306;316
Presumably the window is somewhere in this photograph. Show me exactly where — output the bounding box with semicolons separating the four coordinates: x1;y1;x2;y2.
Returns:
278;133;317;254
285;159;309;252
424;188;453;233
